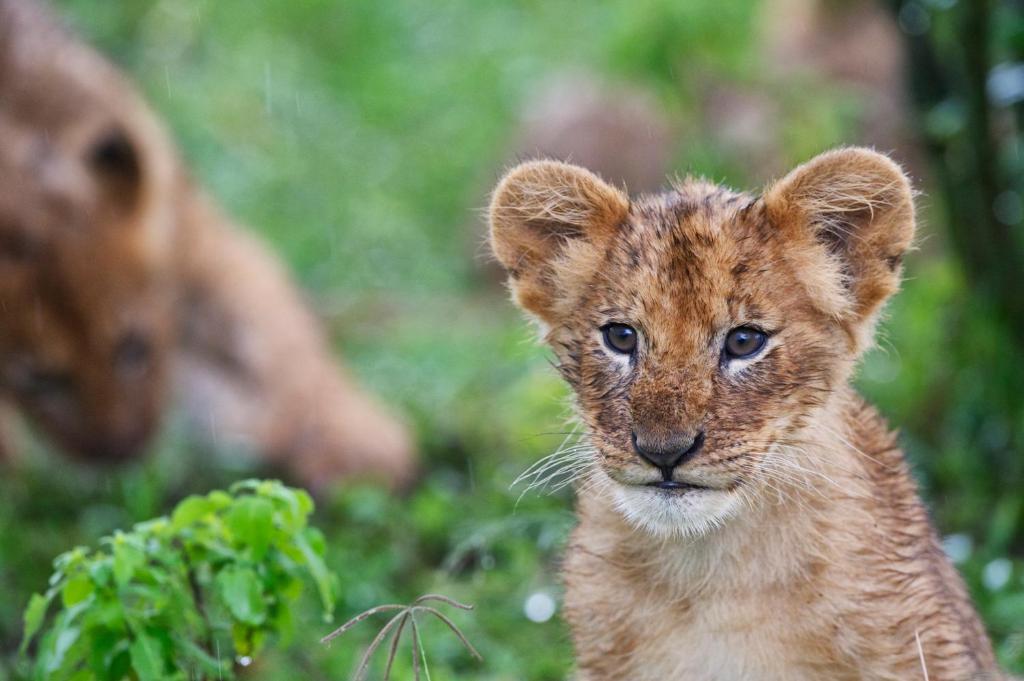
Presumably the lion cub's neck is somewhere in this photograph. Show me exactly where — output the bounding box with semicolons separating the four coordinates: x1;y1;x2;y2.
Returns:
566;387;998;680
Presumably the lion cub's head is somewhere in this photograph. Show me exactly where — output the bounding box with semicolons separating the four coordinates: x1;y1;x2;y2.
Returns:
0;0;178;460
489;148;914;536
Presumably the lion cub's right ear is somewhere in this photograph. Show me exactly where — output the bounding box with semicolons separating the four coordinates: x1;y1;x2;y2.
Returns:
488;160;628;324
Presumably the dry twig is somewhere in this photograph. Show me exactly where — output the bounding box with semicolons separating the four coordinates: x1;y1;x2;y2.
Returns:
321;594;482;680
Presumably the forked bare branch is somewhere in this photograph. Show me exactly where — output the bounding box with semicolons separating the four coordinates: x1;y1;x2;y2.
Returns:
320;594;482;680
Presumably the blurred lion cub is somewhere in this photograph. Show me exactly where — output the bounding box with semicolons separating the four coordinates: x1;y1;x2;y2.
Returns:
489;150;1004;679
0;0;414;488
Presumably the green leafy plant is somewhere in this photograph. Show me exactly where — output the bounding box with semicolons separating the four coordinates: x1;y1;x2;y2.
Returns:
19;479;335;681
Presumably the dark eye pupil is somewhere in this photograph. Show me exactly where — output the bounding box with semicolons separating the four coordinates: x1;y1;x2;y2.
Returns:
603;324;637;354
725;327;767;359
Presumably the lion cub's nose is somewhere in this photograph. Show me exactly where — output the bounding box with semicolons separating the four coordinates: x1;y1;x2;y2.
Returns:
631;429;706;476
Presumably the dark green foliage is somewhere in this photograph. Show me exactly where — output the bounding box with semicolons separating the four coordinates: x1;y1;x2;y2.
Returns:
18;481;334;680
883;1;1024;667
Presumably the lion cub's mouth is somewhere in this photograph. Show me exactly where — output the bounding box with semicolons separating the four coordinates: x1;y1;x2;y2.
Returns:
644;480;710;492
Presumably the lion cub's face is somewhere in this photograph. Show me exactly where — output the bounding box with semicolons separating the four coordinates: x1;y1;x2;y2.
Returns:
0;3;176;460
490;149;914;536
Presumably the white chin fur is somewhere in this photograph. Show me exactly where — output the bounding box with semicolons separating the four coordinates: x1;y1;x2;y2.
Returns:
610;484;742;539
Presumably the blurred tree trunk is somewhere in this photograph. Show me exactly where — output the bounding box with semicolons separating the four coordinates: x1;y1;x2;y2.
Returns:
893;0;1024;340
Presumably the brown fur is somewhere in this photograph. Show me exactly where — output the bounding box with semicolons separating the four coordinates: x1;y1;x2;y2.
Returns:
0;0;415;488
490;151;1002;679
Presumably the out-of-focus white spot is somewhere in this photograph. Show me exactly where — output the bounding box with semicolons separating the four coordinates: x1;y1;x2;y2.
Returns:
237;656;253;667
942;533;972;564
989;63;1024;107
524;592;556;623
982;558;1012;591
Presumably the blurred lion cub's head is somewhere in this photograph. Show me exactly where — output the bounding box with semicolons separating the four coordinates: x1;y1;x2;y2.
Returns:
0;0;178;460
489;148;913;537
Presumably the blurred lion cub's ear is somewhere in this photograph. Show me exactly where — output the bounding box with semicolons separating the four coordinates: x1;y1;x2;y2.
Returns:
764;147;915;348
488;160;628;324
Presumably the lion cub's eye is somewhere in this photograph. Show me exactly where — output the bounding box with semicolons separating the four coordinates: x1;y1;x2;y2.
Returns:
724;327;767;359
602;323;638;355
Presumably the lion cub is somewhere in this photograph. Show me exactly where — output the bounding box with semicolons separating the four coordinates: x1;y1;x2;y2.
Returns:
489;150;1002;680
0;0;414;488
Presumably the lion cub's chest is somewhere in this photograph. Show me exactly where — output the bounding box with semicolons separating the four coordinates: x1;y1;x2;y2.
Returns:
564;529;856;681
619;594;850;681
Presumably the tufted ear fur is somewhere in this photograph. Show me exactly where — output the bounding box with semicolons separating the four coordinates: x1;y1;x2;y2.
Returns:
488;160;628;325
764;147;915;351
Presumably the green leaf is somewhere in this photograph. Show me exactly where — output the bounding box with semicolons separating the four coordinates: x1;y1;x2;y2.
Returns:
231;621;254;657
216;565;267;626
171;495;214;530
89;595;127;630
61;574;93;608
274;485;315;532
20;593;51;654
134;517;169;536
226;497;275;560
208;490;233;509
113;540;145;587
34;596;97;675
40;618;82;674
129;632;166;681
230;621;267;659
89;629;131;679
295;489;314;516
229;479;260;494
294;529;335;619
53;547;88;576
272;599;295;644
121;583;172;618
88;559;113;588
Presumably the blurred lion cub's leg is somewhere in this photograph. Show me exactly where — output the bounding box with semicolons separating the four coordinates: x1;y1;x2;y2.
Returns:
175;190;416;491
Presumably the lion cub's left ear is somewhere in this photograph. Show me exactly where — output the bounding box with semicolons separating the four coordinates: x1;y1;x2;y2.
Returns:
764;147;915;348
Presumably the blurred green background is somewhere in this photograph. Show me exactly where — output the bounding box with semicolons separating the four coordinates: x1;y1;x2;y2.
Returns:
2;0;1023;678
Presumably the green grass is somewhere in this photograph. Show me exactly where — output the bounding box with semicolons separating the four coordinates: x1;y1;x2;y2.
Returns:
1;0;1022;678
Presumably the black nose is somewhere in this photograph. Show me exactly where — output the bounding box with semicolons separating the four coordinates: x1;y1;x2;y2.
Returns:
632;430;705;476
